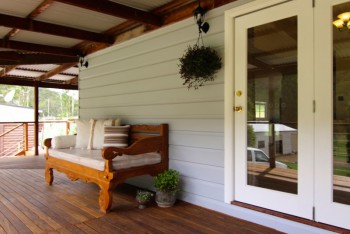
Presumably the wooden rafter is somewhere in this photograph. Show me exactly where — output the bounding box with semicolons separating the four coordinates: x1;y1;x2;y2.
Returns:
55;0;162;26
0;39;77;56
4;0;55;40
0;76;78;89
0;52;79;65
75;0;237;54
0;0;237;89
37;62;77;81
0;13;114;44
28;0;55;19
66;76;78;85
0;65;17;77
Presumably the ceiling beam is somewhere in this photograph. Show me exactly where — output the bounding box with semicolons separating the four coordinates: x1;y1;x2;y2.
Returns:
0;65;17;77
0;77;78;90
0;39;78;56
29;0;55;19
0;52;79;65
4;0;55;40
0;13;114;44
37;62;77;81
75;0;237;55
55;0;162;26
66;76;78;85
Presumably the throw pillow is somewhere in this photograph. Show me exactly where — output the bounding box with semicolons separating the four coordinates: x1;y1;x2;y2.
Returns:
88;118;121;149
75;119;91;149
103;125;130;148
51;135;76;149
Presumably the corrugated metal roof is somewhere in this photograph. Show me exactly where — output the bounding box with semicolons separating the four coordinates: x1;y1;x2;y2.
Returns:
110;0;173;11
0;0;205;89
8;69;45;78
0;0;42;17
18;64;60;72
36;2;125;33
0;27;12;37
49;74;76;81
13;30;82;48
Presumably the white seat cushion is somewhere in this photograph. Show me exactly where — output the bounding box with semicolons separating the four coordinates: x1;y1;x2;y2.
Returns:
48;148;161;171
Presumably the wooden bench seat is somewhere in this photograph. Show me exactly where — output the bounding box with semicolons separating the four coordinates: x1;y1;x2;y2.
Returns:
44;124;169;213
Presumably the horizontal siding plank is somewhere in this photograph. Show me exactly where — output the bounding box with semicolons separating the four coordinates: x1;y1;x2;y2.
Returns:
80;60;176;89
180;176;224;202
169;145;224;167
80;83;224;108
79;102;224;119
170;131;224;150
170;160;224;184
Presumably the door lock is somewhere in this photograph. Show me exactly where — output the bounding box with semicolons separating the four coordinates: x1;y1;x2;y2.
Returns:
234;106;243;112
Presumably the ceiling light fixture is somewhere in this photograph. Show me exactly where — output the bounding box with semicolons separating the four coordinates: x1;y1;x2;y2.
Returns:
333;12;350;31
193;0;209;34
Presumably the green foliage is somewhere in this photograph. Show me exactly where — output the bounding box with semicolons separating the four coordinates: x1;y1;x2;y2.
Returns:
0;85;78;120
154;169;180;192
179;45;222;89
247;125;256;147
136;190;153;202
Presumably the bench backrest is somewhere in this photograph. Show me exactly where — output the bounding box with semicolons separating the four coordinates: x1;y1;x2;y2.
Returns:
129;124;168;145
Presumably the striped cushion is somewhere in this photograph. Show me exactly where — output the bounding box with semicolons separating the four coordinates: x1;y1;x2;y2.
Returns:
103;125;130;148
88;118;121;149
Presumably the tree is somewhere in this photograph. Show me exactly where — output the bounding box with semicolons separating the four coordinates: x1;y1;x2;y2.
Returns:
247;124;256;147
0;84;78;120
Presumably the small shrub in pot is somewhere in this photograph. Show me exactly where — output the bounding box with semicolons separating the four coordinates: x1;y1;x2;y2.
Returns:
154;169;180;207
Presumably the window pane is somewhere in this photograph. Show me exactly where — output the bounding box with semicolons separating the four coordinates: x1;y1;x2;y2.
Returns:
247;16;298;194
333;2;350;205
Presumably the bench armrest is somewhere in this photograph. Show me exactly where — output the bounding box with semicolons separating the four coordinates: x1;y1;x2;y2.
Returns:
44;138;52;148
102;136;164;160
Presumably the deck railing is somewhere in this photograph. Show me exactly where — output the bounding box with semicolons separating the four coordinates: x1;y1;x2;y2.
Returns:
0;120;75;157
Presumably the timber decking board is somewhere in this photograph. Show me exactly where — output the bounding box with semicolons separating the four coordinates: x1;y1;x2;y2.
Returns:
0;158;283;234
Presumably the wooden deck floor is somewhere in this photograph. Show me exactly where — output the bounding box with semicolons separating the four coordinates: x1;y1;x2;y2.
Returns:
0;156;283;234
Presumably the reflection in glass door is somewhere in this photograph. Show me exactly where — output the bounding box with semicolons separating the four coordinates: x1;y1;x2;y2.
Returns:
247;16;298;194
332;2;350;206
234;0;314;219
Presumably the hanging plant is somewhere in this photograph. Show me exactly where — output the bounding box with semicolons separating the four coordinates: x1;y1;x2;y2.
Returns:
178;44;222;89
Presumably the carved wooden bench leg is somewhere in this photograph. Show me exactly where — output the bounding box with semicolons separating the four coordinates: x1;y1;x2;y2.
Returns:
45;167;53;185
99;183;113;213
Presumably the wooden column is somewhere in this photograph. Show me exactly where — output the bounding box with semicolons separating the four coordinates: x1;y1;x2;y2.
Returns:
66;121;70;135
34;82;39;155
23;123;28;151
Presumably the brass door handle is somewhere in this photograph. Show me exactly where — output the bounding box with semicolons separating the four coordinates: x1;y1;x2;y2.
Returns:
234;106;243;112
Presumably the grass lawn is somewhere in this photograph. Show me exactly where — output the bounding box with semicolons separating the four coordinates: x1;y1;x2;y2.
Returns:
283;161;350;177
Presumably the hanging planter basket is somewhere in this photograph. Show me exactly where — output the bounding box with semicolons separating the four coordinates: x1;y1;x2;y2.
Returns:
179;44;222;89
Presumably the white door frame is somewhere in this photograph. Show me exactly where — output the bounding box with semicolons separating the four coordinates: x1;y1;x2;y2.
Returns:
224;0;291;204
314;0;350;229
233;0;314;218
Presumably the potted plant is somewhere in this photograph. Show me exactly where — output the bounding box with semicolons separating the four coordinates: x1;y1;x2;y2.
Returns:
136;190;153;209
154;169;180;208
179;44;222;89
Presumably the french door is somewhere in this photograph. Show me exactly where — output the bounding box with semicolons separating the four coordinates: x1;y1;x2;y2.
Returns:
232;0;350;229
234;0;314;219
315;0;350;229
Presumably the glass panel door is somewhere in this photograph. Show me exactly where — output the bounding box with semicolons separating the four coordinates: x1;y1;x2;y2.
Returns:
234;0;314;219
246;16;298;194
315;0;350;229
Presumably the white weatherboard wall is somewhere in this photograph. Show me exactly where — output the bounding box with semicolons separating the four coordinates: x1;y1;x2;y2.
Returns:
80;4;227;202
79;1;335;233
